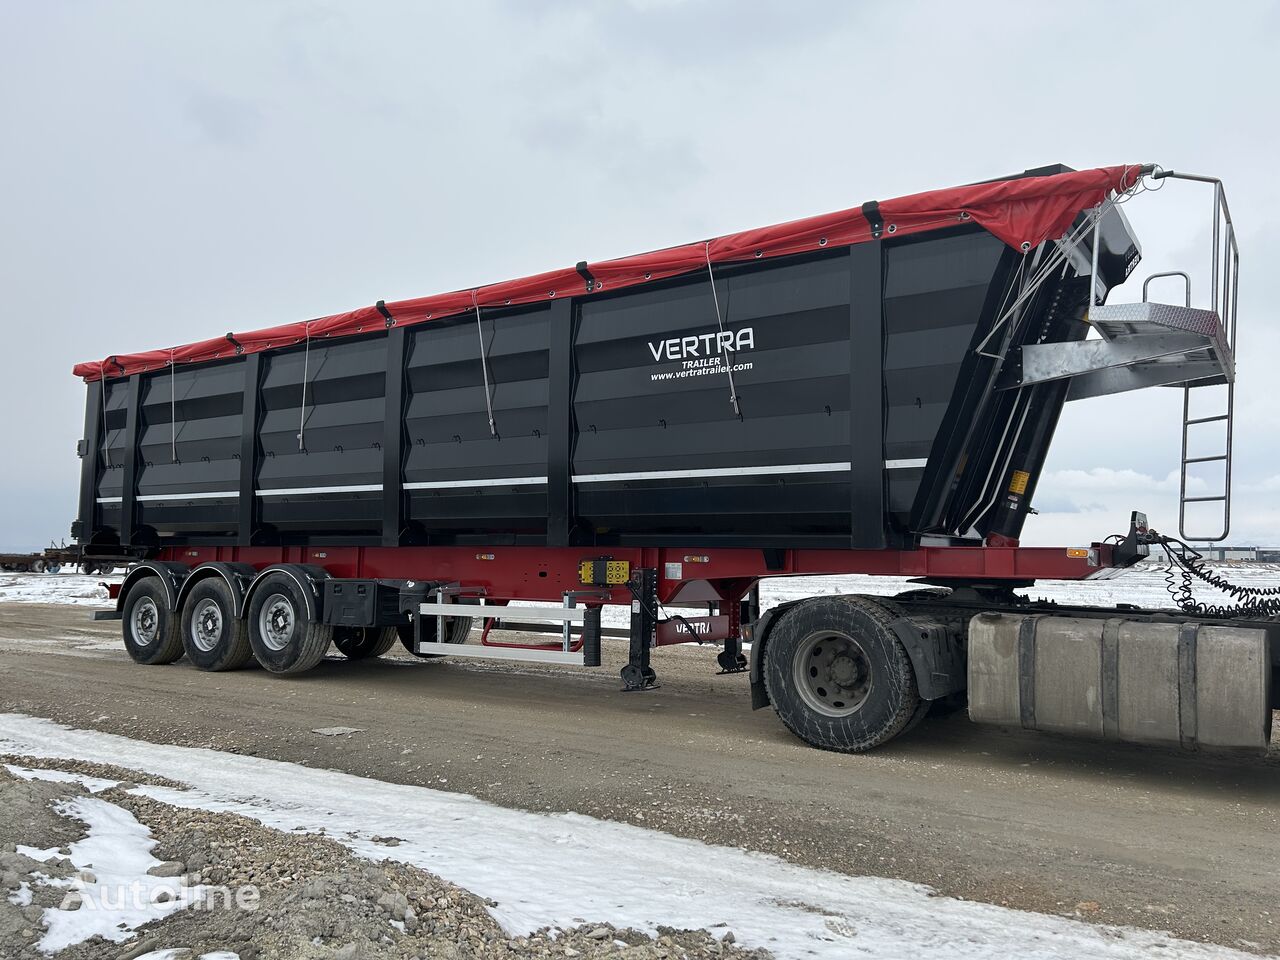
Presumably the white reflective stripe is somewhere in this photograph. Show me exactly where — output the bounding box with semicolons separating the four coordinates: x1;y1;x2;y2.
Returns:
404;476;547;490
137;491;238;502
106;463;924;503
571;462;853;484
255;484;383;497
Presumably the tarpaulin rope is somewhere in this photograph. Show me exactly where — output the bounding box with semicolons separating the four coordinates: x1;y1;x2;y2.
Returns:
704;242;741;417
99;362;110;468
472;291;497;437
169;347;177;462
298;321;311;451
973;170;1148;359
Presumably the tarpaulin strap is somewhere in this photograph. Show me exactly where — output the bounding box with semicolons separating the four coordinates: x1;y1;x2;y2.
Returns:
575;261;595;294
472;291;497;437
169;348;177;463
861;201;883;240
703;242;741;417
99;363;110;468
375;300;395;327
298;321;311;451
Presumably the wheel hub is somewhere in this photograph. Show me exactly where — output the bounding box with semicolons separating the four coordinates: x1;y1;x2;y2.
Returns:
793;631;874;718
131;598;159;646
259;595;296;652
190;598;223;653
829;654;859;687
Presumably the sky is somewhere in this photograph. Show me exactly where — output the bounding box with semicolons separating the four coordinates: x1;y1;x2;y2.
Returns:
2;0;1278;552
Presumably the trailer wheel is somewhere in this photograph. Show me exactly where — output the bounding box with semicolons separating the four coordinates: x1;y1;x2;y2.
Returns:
397;616;475;658
334;626;399;660
121;577;185;665
762;595;921;753
247;573;333;674
181;577;253;671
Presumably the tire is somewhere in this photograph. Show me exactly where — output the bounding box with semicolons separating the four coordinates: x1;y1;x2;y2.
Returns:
334;626;398;660
121;578;185;665
397;616;474;658
181;577;252;671
246;573;332;674
762;595;921;753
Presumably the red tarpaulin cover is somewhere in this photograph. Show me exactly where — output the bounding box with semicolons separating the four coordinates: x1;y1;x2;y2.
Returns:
73;164;1143;381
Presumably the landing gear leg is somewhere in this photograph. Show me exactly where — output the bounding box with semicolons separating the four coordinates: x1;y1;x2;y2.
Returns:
717;583;754;674
621;567;658;691
717;638;747;674
717;594;748;673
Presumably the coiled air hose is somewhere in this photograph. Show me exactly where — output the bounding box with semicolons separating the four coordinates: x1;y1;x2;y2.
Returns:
1143;529;1280;619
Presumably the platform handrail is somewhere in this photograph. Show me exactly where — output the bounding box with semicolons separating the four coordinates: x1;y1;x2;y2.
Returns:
1142;271;1191;308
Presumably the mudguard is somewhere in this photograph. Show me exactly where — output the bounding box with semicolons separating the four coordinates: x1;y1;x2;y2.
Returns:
174;562;258;619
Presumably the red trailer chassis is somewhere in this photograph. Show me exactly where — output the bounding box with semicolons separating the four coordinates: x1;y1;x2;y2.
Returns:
154;539;1120;601
121;536;1125;649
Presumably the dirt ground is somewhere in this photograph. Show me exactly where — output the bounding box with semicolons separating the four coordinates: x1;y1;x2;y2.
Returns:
1;602;1277;955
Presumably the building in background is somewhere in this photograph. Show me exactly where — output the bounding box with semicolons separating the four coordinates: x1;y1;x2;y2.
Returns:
1196;545;1260;561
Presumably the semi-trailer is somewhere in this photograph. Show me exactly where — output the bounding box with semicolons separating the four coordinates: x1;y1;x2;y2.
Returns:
72;163;1276;753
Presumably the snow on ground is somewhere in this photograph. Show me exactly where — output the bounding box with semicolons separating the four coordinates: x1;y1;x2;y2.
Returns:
0;569;120;606
759;562;1280;612
9;777;206;954
0;714;1264;960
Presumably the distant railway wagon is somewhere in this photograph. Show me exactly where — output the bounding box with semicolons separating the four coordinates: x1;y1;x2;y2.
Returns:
73;164;1275;753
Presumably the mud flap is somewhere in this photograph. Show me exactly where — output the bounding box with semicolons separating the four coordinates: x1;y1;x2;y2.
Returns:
887;616;965;701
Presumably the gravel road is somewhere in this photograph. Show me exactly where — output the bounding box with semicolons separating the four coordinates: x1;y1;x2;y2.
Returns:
1;601;1277;955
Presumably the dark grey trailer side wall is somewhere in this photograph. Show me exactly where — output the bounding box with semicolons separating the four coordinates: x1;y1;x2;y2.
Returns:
77;225;1046;552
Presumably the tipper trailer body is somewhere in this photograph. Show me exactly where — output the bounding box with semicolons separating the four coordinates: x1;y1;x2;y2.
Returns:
73;163;1275;753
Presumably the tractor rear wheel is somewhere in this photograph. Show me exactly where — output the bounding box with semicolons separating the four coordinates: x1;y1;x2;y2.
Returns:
762;595;921;753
